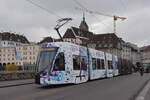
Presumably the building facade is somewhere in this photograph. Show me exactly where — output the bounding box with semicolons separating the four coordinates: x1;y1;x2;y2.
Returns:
0;32;29;47
140;45;150;64
127;42;140;65
0;44;40;67
121;42;132;61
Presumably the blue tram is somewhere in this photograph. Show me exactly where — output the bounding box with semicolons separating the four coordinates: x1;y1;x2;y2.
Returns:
35;42;119;85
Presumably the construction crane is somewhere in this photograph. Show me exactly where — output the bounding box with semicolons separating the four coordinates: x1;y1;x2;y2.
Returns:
75;7;127;34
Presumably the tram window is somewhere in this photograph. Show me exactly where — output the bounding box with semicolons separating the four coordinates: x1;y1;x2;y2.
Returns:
115;61;118;69
113;61;117;69
110;61;113;69
73;55;80;70
73;55;87;70
101;59;105;69
108;61;111;69
97;59;101;69
53;52;65;71
92;58;96;70
81;57;87;70
111;61;114;69
108;61;113;69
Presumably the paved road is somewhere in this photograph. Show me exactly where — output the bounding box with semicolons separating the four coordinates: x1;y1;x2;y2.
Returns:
144;81;150;100
0;73;150;100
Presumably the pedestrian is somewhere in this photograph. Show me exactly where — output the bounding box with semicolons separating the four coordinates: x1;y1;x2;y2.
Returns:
139;66;144;76
136;62;144;76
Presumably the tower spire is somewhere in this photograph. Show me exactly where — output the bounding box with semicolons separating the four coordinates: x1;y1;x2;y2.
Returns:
79;12;89;31
83;11;85;21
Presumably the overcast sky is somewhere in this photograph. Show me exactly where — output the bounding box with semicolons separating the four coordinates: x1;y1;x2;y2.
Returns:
0;0;150;47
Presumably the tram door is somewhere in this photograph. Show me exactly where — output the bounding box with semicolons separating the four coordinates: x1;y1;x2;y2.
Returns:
72;55;88;84
105;53;113;77
112;56;119;76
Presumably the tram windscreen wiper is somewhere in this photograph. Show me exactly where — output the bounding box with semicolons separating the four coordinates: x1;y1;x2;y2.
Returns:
37;48;58;72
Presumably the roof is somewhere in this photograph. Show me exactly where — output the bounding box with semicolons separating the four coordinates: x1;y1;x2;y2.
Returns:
63;27;93;39
39;37;54;44
89;33;122;49
127;42;139;51
38;36;62;44
63;27;125;49
140;45;150;52
0;32;29;44
63;28;76;38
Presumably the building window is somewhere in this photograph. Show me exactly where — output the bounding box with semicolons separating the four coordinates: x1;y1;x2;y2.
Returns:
33;52;35;55
23;47;27;50
23;52;27;55
23;57;27;60
104;44;108;47
109;44;113;48
98;44;102;47
33;56;35;60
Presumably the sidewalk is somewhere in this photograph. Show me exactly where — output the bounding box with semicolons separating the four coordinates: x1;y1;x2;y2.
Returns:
135;73;150;100
145;89;150;100
0;79;34;88
143;81;150;100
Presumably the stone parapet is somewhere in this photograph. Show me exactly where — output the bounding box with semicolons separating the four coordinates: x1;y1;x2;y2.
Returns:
0;71;35;81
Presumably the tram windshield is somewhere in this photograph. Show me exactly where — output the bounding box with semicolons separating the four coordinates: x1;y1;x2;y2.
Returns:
37;48;58;72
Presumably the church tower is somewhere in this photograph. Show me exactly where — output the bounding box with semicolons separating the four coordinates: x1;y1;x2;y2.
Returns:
79;12;89;31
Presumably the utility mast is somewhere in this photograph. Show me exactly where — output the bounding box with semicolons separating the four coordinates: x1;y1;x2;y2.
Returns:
76;7;127;34
54;18;72;41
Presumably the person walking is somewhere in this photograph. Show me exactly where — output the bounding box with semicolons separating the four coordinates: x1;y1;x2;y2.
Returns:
136;62;144;76
139;65;144;76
